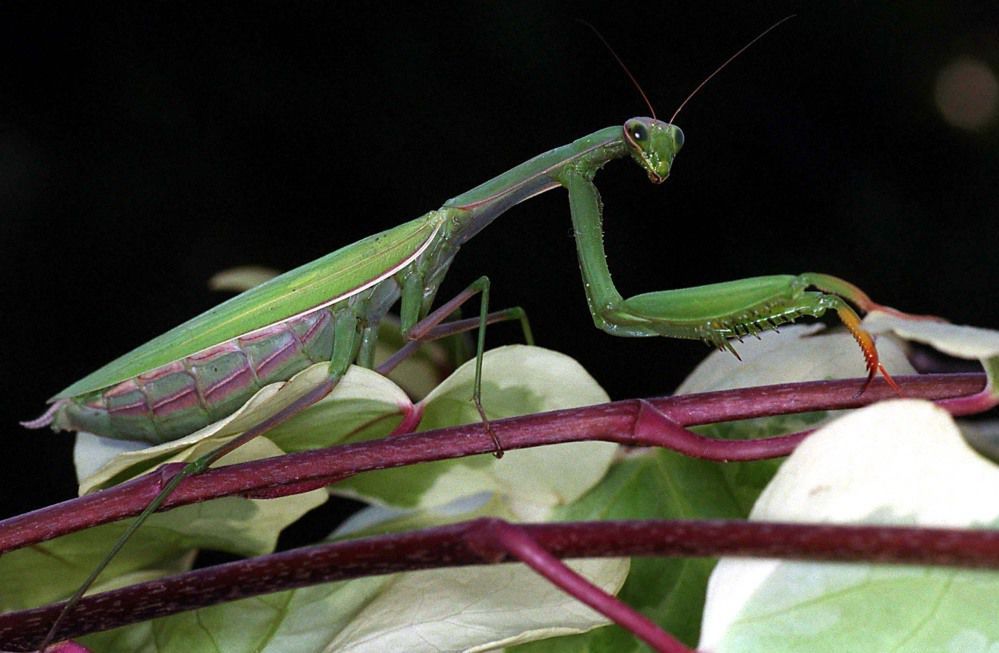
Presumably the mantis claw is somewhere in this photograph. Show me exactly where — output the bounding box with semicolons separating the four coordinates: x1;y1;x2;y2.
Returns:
878;364;902;395
473;398;504;458
834;303;902;398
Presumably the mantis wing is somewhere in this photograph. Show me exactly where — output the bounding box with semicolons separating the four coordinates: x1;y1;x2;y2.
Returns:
55;212;445;399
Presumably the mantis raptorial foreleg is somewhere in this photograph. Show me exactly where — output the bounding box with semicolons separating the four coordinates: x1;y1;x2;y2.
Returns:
559;165;899;391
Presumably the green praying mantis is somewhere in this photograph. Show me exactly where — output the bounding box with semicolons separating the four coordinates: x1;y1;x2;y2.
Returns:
22;18;917;648
26;118;901;445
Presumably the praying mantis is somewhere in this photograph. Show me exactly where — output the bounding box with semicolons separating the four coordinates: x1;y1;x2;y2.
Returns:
17;14;931;649
26;124;901;444
26;15;900;449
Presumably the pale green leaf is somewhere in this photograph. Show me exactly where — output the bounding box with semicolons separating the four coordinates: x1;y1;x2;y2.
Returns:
512;328;898;652
864;311;999;361
864;310;999;398
2;435;327;611
0;526;195;612
326;560;628;652
332;492;509;539
700;400;999;653
372;315;465;400
81;577;391;653
80;493;626;653
673;325;916;523
321;496;630;651
139;437;329;556
334;345;616;518
512;443;750;652
676;325;913;394
264;365;412;453
81;560;627;653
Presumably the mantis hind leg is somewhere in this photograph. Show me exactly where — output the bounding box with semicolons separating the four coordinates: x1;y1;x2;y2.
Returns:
397;276;535;458
376;306;533;376
357;309;532;372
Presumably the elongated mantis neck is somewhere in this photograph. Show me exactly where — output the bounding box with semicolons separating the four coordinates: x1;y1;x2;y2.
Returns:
444;125;630;243
444;118;684;335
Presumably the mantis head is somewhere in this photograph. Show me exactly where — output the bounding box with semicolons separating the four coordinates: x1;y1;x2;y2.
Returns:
623;117;683;184
614;17;791;186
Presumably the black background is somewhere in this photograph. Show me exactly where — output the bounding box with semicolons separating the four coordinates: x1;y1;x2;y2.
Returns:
4;5;998;529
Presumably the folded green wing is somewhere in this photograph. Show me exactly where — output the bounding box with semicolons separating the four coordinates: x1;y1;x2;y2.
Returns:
55;212;445;399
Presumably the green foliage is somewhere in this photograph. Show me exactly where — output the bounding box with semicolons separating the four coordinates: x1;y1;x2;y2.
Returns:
5;315;999;652
699;400;999;653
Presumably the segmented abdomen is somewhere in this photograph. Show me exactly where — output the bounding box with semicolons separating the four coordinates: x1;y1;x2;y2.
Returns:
54;309;335;443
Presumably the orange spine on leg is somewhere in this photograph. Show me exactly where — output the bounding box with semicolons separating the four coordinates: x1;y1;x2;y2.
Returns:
834;305;901;395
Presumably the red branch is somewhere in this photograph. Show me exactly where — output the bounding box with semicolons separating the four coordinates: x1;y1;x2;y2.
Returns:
1;518;997;650
0;373;992;651
0;374;985;557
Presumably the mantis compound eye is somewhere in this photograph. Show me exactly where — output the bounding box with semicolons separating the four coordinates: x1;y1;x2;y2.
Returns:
629;123;648;142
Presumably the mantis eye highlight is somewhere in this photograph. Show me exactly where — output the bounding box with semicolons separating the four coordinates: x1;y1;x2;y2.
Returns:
630;124;648;142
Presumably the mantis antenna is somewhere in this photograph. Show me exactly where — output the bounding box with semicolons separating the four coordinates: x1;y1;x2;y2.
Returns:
670;14;796;123
579;14;795;123
577;18;658;119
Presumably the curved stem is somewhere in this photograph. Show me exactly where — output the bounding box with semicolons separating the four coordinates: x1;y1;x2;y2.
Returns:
0;374;985;557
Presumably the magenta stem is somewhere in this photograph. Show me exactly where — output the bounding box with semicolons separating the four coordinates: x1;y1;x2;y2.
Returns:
1;518;997;650
0;374;984;557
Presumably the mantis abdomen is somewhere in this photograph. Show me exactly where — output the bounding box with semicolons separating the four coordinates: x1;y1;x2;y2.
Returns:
50;308;343;443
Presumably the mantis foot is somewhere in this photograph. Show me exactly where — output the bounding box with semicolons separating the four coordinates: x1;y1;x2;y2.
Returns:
834;304;902;397
473;398;504;458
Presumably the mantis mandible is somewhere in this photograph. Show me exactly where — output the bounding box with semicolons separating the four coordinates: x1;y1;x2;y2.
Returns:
24;18;907;646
